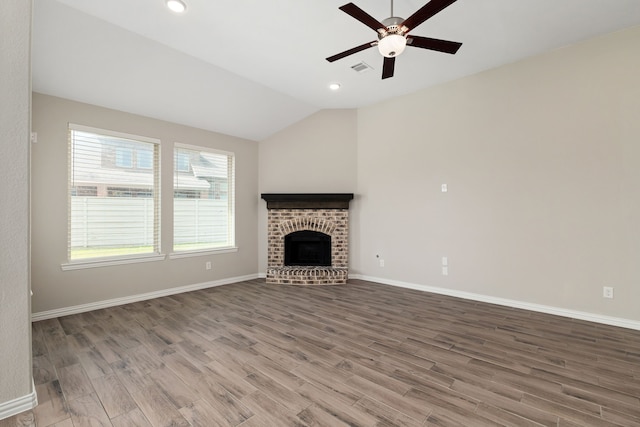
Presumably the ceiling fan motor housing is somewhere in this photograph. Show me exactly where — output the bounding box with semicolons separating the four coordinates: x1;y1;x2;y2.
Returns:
378;17;407;57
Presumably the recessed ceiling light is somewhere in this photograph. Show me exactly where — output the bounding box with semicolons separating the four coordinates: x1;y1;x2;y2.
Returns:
329;83;341;91
166;0;187;13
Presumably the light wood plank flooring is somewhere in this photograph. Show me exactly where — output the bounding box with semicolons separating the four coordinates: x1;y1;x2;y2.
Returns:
2;279;640;426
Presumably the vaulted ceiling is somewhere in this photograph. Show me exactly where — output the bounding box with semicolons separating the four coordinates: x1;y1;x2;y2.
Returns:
32;0;640;140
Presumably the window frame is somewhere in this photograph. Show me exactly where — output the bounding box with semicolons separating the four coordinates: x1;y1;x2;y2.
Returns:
62;124;165;270
170;142;237;259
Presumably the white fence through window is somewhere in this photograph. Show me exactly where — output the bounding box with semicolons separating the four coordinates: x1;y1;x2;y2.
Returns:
70;197;229;250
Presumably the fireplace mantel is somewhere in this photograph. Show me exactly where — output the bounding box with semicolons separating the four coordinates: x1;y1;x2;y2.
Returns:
261;193;354;210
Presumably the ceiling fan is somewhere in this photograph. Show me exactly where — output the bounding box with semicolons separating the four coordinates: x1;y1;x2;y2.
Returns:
326;0;462;79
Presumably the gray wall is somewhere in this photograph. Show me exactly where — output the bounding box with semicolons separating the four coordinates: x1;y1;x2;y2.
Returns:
31;94;259;313
258;109;358;272
260;26;640;323
355;25;640;322
27;18;640;325
0;0;34;412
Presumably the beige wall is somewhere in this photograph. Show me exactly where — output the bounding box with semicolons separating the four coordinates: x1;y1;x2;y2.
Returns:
31;94;259;313
0;0;34;412
354;26;640;321
257;109;358;272
256;26;640;323
28;24;640;325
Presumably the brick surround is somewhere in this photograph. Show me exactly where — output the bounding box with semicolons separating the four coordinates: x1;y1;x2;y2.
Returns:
262;194;353;285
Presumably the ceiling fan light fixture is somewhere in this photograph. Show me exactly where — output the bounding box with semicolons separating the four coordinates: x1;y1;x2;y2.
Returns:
166;0;187;14
377;34;407;58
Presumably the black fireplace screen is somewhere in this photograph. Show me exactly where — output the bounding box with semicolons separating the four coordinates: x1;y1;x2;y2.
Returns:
284;230;331;266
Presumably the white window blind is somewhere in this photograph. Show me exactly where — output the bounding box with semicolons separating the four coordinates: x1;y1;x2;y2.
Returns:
68;124;160;261
173;144;235;253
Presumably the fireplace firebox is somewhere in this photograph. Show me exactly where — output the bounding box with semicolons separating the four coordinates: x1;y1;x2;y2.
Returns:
285;231;331;266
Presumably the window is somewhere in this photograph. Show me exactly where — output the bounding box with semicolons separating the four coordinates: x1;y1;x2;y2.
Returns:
115;146;133;168
173;144;235;253
175;151;191;172
68;124;160;262
137;147;153;169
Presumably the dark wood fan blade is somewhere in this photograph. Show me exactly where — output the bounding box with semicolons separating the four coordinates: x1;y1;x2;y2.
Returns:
339;3;386;33
382;56;395;79
326;41;375;62
407;36;462;54
401;0;457;32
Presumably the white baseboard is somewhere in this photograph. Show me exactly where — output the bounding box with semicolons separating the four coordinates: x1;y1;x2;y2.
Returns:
31;274;260;322
349;274;640;331
0;380;37;421
32;271;640;331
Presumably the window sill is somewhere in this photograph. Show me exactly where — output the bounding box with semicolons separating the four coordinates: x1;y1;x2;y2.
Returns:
169;247;238;259
61;253;166;271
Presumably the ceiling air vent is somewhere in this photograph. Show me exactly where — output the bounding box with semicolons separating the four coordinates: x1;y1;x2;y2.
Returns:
351;62;373;73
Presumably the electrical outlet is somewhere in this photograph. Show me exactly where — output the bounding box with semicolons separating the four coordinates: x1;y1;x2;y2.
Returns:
603;286;614;299
206;261;212;270
379;259;385;267
442;266;448;276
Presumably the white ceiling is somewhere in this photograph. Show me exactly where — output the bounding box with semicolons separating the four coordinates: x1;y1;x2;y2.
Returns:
32;0;640;141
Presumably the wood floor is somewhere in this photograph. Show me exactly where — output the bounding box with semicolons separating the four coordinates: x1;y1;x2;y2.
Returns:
3;279;640;427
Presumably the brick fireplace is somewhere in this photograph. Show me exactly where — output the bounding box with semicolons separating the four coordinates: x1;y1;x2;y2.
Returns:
261;193;354;285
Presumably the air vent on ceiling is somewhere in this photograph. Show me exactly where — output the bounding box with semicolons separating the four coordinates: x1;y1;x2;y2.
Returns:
351;62;373;73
